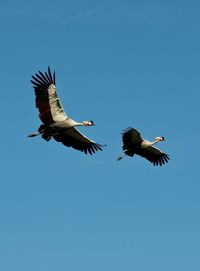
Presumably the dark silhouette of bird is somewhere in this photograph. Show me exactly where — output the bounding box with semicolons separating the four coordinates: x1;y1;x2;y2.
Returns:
28;67;105;155
117;127;170;166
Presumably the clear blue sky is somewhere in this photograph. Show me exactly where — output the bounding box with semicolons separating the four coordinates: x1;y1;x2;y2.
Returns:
1;1;200;270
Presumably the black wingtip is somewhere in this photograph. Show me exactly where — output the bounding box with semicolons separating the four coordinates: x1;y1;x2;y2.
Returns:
48;66;56;84
98;143;107;151
101;144;107;147
121;126;134;135
31;66;56;88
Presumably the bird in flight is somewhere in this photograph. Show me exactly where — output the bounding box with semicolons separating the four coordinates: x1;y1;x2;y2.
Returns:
28;66;105;155
117;127;170;166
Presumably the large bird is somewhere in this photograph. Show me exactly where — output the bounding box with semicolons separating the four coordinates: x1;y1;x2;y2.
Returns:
28;67;104;155
117;127;170;166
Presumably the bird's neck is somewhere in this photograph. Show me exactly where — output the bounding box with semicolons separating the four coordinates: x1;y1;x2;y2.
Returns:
76;122;84;126
152;139;159;145
67;118;84;127
141;139;159;148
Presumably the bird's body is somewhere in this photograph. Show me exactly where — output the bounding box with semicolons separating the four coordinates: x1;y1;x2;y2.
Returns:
28;67;104;155
117;127;170;166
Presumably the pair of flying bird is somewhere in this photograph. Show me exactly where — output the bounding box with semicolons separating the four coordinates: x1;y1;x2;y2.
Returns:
28;67;170;166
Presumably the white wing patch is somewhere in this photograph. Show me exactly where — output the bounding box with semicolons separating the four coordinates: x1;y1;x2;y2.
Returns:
48;84;68;122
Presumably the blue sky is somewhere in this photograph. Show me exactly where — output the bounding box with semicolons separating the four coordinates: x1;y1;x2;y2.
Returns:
1;0;200;270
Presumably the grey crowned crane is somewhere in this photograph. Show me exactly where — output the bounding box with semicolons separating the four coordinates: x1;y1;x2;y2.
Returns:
117;127;170;166
28;67;105;155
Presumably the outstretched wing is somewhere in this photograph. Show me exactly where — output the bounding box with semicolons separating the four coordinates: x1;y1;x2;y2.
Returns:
31;66;68;125
53;127;104;155
135;146;170;166
122;127;143;150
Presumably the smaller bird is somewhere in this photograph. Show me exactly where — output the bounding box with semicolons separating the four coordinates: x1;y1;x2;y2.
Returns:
117;127;170;166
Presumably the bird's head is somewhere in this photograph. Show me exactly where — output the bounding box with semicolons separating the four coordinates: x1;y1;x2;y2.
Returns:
155;136;165;142
83;120;95;126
